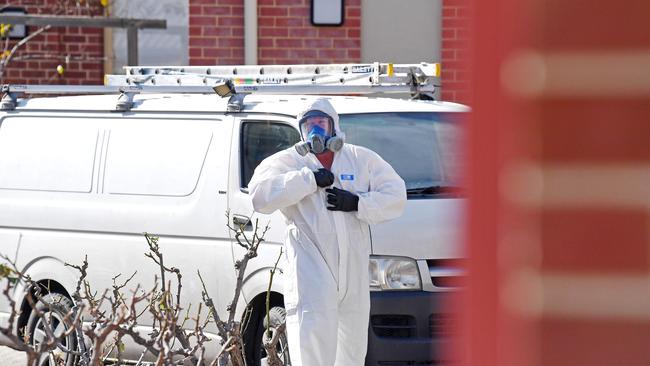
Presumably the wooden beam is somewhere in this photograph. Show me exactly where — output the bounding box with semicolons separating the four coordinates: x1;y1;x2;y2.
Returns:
0;14;166;29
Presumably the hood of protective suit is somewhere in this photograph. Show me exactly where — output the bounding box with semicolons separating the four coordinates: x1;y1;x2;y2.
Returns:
296;98;346;142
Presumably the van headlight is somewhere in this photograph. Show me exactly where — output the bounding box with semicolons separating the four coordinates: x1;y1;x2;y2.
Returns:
369;256;421;291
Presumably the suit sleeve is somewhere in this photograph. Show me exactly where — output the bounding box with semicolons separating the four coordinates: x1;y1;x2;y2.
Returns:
248;153;317;214
355;150;407;225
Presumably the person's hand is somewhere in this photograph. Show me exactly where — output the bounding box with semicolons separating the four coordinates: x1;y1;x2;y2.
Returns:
313;168;334;187
326;187;359;212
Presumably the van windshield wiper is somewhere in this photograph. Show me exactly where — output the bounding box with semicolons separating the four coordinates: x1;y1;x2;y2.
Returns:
406;185;462;196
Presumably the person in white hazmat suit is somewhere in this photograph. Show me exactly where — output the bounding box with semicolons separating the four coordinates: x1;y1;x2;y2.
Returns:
248;98;406;366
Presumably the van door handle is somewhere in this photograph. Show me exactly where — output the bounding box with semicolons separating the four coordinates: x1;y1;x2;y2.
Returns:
232;214;253;230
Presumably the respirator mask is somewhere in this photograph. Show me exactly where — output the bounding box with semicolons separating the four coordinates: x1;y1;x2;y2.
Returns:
294;111;343;156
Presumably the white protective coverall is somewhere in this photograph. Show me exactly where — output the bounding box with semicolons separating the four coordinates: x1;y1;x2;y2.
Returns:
248;98;406;366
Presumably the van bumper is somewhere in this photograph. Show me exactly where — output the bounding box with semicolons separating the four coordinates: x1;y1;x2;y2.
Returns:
365;291;454;366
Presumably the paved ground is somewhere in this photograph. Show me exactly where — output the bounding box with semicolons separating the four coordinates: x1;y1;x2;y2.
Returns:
0;346;27;365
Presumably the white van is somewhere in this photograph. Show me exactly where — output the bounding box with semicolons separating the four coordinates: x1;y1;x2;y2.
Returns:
0;84;467;364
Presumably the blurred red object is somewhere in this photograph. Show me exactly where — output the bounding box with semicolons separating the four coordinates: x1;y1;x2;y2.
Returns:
457;1;650;366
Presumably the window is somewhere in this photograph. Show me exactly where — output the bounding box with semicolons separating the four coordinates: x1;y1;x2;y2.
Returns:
339;112;464;191
240;121;301;188
311;0;344;26
104;121;213;197
0;117;98;192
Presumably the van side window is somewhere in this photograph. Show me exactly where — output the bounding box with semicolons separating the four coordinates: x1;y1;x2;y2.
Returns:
241;121;300;188
104;122;213;197
0;117;98;193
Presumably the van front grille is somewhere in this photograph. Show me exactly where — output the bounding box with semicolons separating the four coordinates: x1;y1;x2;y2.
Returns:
371;315;417;338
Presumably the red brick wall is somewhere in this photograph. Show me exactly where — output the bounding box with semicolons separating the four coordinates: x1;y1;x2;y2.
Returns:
462;0;650;365
441;0;471;104
188;0;360;66
189;0;245;65
257;0;360;64
0;1;104;85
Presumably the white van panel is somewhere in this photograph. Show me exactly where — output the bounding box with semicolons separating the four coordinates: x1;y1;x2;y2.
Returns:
0;230;20;323
104;120;212;197
0;114;231;238
0;117;99;193
0;113;236;357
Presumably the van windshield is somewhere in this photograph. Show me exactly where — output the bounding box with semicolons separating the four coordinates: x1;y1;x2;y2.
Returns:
338;112;464;194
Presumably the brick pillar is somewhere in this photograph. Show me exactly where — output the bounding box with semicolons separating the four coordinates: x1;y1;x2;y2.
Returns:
257;0;360;64
1;1;104;85
189;0;245;65
462;0;650;365
441;0;471;104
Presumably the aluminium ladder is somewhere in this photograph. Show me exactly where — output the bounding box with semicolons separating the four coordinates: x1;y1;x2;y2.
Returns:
1;62;441;111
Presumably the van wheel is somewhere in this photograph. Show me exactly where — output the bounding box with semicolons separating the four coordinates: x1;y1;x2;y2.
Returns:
245;306;291;366
26;292;78;366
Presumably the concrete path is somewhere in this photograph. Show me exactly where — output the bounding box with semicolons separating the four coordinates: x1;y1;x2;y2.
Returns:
0;346;26;365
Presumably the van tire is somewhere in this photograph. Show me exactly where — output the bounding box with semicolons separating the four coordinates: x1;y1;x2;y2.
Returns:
244;306;291;366
26;292;78;366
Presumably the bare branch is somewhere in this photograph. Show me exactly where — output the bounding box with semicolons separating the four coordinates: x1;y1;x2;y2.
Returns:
0;209;278;366
0;25;52;83
266;248;283;339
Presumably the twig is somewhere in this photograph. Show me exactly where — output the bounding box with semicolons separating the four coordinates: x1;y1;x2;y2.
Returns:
0;25;52;83
265;248;283;339
262;248;286;366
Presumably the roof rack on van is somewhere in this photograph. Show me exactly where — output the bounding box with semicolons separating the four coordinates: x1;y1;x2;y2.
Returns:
1;62;440;112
